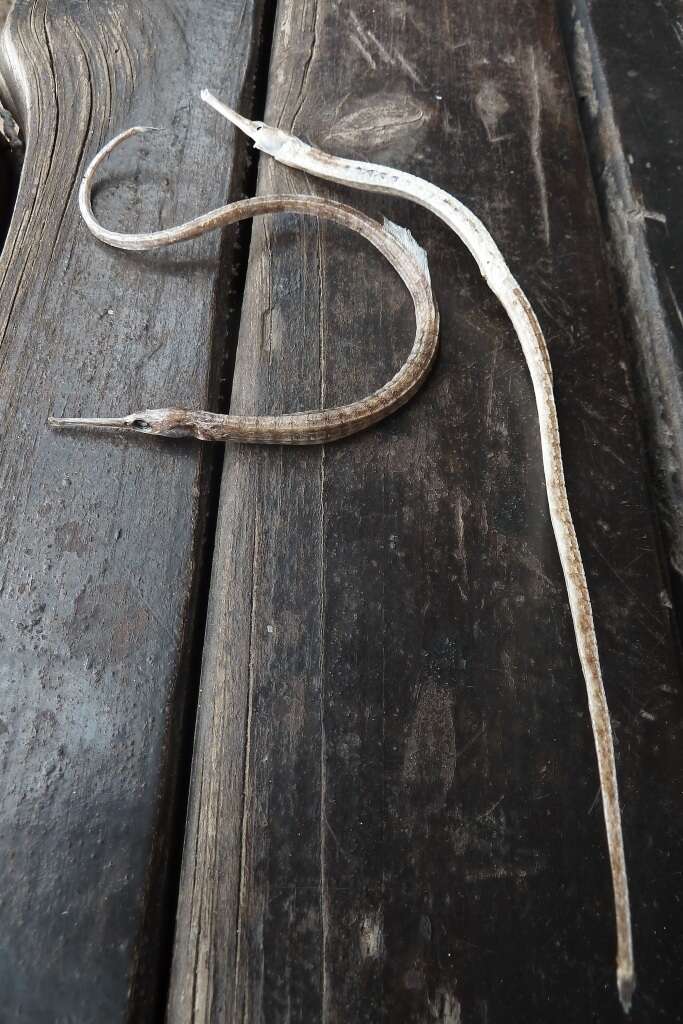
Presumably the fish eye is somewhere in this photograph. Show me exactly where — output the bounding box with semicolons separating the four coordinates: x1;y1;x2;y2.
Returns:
131;418;150;431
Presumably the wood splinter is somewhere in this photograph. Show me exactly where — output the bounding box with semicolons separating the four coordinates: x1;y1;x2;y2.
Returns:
51;89;635;1011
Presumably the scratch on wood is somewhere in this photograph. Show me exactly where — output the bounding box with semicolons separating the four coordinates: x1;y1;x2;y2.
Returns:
528;48;550;247
464;861;543;882
348;10;425;87
665;276;683;331
392;48;424;88
359;909;384;959
349;33;377;70
454;492;469;588
485;333;502;429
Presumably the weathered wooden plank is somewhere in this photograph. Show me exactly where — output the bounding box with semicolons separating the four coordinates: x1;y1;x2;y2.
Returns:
0;1;267;1020
558;0;683;603
170;0;683;1020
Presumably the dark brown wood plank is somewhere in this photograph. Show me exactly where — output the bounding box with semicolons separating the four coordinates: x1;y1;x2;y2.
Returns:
0;1;267;1020
170;1;683;1020
558;0;683;605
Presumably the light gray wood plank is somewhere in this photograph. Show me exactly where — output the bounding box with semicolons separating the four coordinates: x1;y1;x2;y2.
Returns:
0;1;266;1019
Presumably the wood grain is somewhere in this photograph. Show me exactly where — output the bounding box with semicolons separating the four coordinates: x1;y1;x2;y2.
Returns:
0;1;266;1020
170;1;683;1020
558;0;683;602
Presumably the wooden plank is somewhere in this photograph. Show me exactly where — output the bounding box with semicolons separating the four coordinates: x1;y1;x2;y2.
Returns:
169;1;683;1020
0;2;267;1020
558;0;683;602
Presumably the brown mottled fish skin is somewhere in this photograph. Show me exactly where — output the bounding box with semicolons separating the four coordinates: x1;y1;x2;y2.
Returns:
50;130;438;444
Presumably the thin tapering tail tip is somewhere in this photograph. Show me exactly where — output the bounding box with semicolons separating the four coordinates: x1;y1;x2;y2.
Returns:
618;968;635;1014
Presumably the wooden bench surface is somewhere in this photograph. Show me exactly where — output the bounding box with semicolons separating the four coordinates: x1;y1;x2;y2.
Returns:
0;1;267;1019
0;1;681;1021
559;0;683;607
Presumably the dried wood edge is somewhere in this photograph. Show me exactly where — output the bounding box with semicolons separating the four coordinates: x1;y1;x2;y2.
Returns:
562;0;683;581
48;126;439;443
200;92;635;1009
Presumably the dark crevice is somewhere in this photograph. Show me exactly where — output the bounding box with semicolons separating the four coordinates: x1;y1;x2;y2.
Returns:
0;100;23;259
137;0;280;1020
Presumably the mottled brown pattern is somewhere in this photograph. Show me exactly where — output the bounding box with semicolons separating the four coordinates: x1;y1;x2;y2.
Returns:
51;126;438;444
